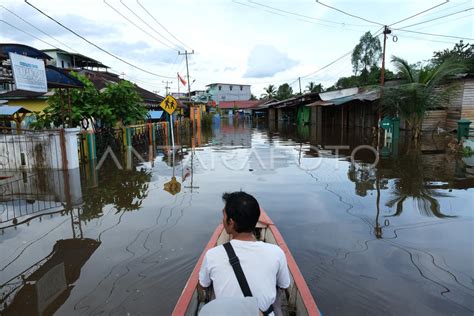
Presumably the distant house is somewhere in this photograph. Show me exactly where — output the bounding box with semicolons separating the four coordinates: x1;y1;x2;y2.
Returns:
42;48;109;70
219;100;262;110
206;83;251;105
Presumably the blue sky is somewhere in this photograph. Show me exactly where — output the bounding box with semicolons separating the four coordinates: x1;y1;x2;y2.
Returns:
1;0;472;96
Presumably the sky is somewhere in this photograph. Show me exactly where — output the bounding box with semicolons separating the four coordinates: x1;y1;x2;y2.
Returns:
1;0;473;97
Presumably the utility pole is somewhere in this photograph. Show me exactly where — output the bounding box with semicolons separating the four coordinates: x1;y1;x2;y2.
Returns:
378;25;392;152
380;25;391;86
178;50;194;97
162;80;172;96
298;77;302;94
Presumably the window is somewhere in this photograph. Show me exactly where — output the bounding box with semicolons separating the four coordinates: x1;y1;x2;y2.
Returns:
218;85;222;91
229;85;233;91
61;60;64;68
240;85;243;91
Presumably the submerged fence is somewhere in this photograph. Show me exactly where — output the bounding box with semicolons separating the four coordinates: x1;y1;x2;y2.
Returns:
79;119;193;162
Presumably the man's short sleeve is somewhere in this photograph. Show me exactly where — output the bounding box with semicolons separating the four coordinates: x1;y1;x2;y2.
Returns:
199;252;212;288
276;249;291;289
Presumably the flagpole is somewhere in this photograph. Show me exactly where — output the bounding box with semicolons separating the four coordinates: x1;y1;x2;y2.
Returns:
177;72;180;97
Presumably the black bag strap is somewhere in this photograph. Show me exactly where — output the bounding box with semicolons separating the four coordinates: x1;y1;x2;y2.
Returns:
223;242;253;297
222;242;274;315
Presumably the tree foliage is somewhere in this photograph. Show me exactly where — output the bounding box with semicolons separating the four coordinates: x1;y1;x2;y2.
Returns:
101;80;147;126
381;55;466;139
432;40;474;74
306;82;323;93
326;65;394;91
276;83;293;100
31;72;147;129
261;84;277;99
351;31;382;82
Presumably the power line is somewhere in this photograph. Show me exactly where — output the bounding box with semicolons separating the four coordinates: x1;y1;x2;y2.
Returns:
395;34;458;45
0;5;77;53
136;0;193;51
397;7;473;30
314;0;384;26
389;0;449;26
391;28;474;41
410;12;473;32
300;50;353;80
24;0;174;79
0;19;57;49
247;0;373;27
103;0;178;51
414;0;472;20
119;0;182;50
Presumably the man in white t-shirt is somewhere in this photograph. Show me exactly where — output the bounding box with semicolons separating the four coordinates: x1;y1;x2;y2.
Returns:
199;191;291;315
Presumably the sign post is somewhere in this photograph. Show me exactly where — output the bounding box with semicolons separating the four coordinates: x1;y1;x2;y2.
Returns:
160;95;181;195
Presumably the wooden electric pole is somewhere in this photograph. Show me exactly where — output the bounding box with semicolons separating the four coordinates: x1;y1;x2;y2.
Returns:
298;77;302;94
380;25;391;86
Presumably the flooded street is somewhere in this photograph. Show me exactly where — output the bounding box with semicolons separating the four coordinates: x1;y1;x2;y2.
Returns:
1;120;473;315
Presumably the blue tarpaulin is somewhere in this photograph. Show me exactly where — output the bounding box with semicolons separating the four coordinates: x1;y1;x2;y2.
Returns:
0;105;31;116
148;110;164;119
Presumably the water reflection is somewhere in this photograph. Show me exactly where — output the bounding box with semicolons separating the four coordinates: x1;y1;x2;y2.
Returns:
1;119;473;315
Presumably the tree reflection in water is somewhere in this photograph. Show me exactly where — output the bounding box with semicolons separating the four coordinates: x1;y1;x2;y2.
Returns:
81;166;151;221
383;149;454;218
348;145;455;218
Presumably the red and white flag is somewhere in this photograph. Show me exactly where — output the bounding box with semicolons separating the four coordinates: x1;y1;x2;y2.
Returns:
177;73;187;86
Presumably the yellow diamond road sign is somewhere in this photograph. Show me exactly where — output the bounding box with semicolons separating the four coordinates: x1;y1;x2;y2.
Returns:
160;95;178;115
164;176;181;195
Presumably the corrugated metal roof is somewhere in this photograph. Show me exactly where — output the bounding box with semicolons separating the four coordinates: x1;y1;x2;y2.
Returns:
0;105;31;116
307;88;379;107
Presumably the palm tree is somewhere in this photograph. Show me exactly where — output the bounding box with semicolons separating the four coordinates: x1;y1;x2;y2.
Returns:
384;150;454;218
261;84;276;99
306;82;323;93
381;56;465;139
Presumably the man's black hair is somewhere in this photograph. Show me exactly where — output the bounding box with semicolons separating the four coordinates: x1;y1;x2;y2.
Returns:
222;191;260;233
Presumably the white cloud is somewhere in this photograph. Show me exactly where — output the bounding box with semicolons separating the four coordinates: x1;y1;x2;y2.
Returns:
243;45;298;78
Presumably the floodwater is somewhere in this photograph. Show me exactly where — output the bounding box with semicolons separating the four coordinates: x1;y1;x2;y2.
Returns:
1;119;473;315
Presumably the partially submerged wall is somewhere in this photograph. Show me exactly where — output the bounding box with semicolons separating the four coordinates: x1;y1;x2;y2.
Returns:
0;128;79;170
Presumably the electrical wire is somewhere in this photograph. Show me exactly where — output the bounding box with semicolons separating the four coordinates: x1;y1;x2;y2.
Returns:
119;0;182;50
233;0;374;34
24;0;174;79
103;0;178;51
389;0;449;26
395;33;458;45
0;5;77;53
414;0;472;20
136;0;193;51
410;12;473;32
314;0;384;26
300;26;384;80
397;7;473;29
0;19;57;49
300;50;353;80
248;0;373;27
391;28;474;41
